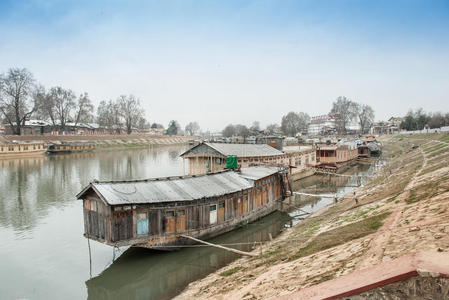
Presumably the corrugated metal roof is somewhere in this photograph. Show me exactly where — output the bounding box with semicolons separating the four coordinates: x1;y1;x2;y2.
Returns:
79;171;253;205
77;166;284;205
238;166;280;181
205;142;284;157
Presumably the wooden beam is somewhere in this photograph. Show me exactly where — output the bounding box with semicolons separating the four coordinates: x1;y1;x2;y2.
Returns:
179;234;258;257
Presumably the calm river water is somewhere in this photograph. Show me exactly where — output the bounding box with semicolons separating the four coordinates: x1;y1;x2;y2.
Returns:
0;145;380;300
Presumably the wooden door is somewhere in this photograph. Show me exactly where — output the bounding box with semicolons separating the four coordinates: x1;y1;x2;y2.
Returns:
164;211;175;233
243;196;248;213
209;204;217;224
176;210;186;232
237;198;243;215
218;203;225;222
114;210;133;241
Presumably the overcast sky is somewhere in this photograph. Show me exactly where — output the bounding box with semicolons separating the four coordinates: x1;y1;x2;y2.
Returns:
1;0;448;132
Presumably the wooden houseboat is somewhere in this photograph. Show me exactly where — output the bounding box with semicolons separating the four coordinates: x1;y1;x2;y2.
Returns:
181;142;286;175
315;142;359;170
180;142;316;180
47;142;95;154
0;141;47;157
77;166;290;249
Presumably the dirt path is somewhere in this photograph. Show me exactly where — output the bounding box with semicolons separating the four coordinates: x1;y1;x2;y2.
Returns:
357;146;430;269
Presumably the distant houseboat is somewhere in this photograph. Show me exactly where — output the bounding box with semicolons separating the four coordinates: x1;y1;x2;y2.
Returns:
316;142;359;170
47;142;95;154
77;166;290;249
0;142;47;157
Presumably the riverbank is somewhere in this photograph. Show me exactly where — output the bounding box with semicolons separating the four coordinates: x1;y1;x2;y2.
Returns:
0;134;192;151
175;133;449;299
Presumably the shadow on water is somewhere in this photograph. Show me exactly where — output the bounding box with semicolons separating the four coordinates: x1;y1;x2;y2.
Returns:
86;211;291;300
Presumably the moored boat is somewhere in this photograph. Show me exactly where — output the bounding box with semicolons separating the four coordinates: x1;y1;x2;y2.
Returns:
0;141;47;157
47;142;95;154
77;166;291;249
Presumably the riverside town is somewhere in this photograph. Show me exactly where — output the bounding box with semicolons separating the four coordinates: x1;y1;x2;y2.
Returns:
1;1;448;300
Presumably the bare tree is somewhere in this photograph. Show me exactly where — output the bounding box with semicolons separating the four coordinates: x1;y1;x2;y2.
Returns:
0;68;37;135
250;121;260;132
355;103;375;134
185;121;200;136
34;85;56;126
137;116;149;130
166;120;181;135
222;124;236;137
281;112;309;136
265;123;280;135
73;92;94;128
50;87;76;133
119;95;144;134
330;96;358;134
235;124;250;141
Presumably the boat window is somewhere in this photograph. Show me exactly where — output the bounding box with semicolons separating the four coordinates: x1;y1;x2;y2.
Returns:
166;211;174;218
219;203;225;209
177;210;185;216
209;205;217;211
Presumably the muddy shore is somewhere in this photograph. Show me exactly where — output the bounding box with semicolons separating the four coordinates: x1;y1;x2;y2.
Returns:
175;133;449;300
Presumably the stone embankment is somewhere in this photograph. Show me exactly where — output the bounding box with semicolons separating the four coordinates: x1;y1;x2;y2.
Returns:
175;133;449;300
1;134;192;148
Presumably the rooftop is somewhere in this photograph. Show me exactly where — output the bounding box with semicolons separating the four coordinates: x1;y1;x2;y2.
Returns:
238;166;280;181
181;142;284;158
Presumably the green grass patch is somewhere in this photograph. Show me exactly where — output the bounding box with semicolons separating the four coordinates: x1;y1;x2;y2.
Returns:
423;143;446;153
406;190;419;204
440;135;449;143
427;147;449;158
220;266;243;277
420;163;448;176
387;194;399;203
288;212;391;262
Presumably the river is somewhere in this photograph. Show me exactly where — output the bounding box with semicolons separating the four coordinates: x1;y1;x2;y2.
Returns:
0;145;380;300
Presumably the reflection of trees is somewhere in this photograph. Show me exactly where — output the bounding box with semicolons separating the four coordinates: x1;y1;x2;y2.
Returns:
0;145;189;232
86;212;290;300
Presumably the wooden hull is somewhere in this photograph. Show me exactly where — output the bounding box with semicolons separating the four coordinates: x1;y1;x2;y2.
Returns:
86;201;280;250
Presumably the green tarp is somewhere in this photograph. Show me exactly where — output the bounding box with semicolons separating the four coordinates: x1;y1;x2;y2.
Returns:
226;155;238;169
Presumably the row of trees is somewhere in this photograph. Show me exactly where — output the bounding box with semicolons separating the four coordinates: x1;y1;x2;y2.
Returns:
221;96;374;138
0;67;149;135
400;109;449;131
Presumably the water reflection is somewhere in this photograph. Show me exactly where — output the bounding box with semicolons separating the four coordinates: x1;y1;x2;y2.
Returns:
0;145;187;234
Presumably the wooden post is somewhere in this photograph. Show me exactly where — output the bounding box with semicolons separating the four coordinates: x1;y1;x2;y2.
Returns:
180;234;258;257
87;235;92;279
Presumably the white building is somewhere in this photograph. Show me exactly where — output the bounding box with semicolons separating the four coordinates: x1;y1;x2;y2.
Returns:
308;114;336;136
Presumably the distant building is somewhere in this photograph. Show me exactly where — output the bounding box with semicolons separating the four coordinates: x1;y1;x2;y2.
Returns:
308;114;336;136
371;117;403;135
4;119;52;135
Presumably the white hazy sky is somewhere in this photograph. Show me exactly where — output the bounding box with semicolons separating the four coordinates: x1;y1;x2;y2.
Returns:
0;0;448;131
